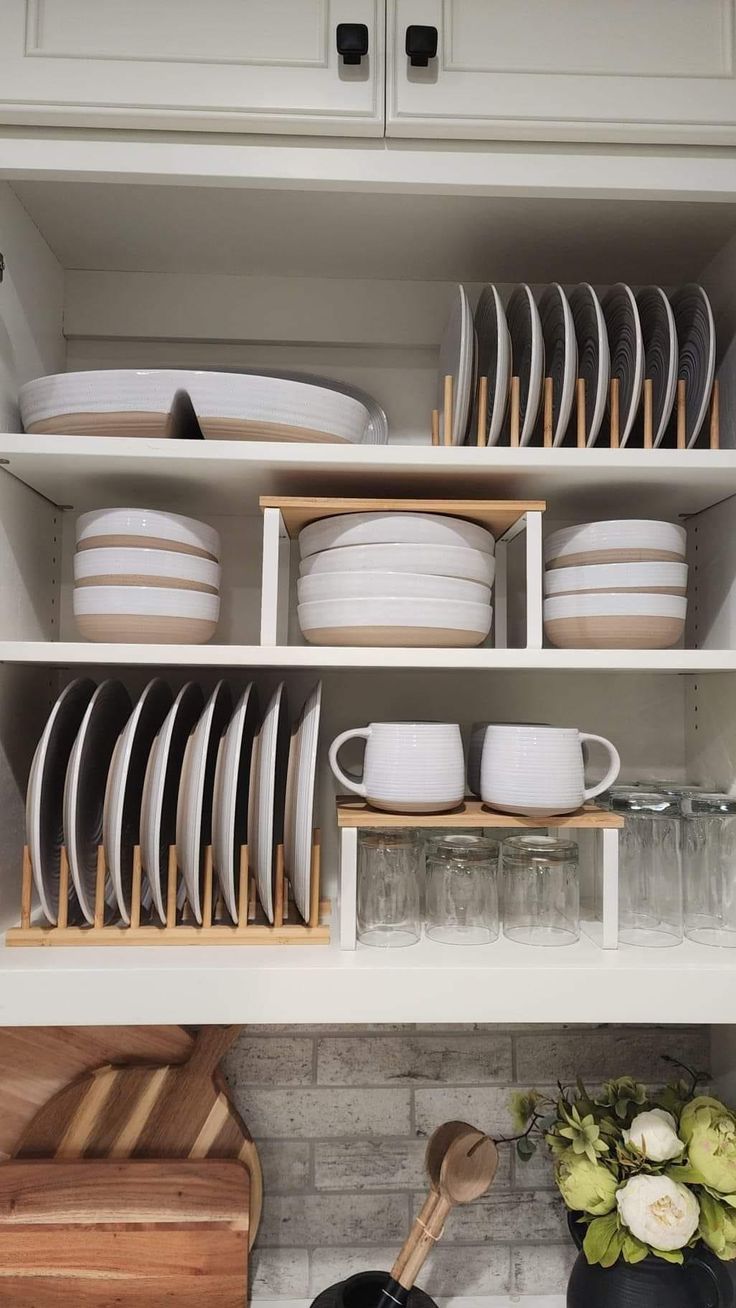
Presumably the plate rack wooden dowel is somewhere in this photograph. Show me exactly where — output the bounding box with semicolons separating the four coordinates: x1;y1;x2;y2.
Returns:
433;374;720;450
8;835;329;947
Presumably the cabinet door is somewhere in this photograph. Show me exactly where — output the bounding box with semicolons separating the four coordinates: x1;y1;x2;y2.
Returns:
388;0;736;144
0;0;384;135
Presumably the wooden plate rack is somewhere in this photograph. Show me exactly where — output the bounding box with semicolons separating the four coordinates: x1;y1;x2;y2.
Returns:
7;835;330;946
433;373;720;449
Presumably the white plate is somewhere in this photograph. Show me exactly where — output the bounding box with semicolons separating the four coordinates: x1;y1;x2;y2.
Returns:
602;284;644;447
505;285;544;445
539;284;578;446
175;681;232;924
438;285;473;446
299;542;495;586
299;511;494;558
569;284;610;447
103;679;173;925
251;683;290;924
474;285;512;447
26;678;95;925
636;287;678;448
141;682;205;923
298;596;493;647
212;684;259;923
284;683;322;923
63;680;132;924
669;285;716;448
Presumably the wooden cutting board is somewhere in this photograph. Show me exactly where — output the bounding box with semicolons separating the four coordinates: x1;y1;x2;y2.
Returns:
0;1024;193;1159
14;1024;263;1245
0;1157;249;1306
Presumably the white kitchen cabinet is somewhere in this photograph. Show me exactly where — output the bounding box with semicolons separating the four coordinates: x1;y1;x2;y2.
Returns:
387;0;736;145
0;0;384;135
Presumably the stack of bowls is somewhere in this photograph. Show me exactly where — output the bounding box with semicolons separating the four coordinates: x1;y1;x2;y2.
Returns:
297;512;495;647
73;508;221;643
543;519;688;649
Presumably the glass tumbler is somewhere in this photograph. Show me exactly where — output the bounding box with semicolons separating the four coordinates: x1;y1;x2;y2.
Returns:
607;788;683;947
426;834;499;945
357;829;422;947
502;835;580;946
682;793;736;948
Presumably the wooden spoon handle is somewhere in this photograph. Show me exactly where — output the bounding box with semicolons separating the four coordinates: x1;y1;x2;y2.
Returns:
391;1192;439;1280
396;1195;452;1291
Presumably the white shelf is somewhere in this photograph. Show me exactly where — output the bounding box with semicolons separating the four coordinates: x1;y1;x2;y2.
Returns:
0;929;733;1025
1;436;735;518
0;643;733;672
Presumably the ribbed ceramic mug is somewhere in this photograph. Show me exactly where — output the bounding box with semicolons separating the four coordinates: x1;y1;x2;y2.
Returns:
329;722;465;813
481;724;620;817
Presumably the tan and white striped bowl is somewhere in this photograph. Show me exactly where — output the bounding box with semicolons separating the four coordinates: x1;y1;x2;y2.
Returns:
74;547;221;595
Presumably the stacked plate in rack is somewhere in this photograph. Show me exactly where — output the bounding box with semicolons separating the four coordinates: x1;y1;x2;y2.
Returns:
297;511;495;647
543;520;688;649
73;508;221;643
25;676;322;929
19;369;380;444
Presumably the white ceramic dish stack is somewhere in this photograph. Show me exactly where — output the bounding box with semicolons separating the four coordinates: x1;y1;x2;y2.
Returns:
19;368;378;445
296;511;495;647
543;519;688;649
73;507;222;643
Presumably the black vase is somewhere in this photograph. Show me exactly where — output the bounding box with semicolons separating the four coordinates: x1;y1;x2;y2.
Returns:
567;1214;735;1308
310;1271;438;1308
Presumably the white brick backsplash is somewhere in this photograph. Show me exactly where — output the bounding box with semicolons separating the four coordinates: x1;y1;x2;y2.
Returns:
259;1193;410;1247
223;1036;314;1086
515;1025;710;1082
317;1035;513;1087
259;1140;312;1193
414;1087;516;1137
235;1022;705;1302
251;1248;310;1298
437;1190;568;1244
236;1088;411;1138
309;1246;512;1297
512;1243;578;1294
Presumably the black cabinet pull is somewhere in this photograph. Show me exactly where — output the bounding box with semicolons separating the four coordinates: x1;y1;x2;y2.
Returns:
405;24;438;67
336;22;369;64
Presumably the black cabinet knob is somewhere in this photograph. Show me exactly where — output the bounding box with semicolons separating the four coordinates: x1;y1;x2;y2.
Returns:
336;22;369;64
405;24;438;67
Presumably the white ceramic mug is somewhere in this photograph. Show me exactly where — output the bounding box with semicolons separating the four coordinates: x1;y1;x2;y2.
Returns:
467;721;550;798
481;725;620;817
329;722;465;813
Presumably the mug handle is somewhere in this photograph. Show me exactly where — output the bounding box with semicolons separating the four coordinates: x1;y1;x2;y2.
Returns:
579;733;621;803
329;727;371;797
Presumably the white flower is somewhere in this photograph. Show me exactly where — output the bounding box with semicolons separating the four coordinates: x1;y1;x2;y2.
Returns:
616;1175;699;1251
623;1109;684;1162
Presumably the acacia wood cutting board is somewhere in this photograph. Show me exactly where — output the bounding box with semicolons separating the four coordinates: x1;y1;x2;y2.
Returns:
0;1024;193;1159
0;1157;249;1306
14;1025;263;1245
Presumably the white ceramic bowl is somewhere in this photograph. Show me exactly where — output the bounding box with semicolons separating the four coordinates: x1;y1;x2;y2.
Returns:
297;570;491;605
544;561;688;598
73;585;220;644
298;596;493;647
545;520;686;569
20;369;373;444
74;546;221;593
299;511;494;559
299;542;495;587
544;592;687;650
76;508;220;560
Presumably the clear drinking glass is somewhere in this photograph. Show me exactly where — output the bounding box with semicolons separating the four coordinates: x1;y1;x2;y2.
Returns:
357;829;422;947
607;788;682;947
502;835;579;946
426;834;499;945
682;793;736;948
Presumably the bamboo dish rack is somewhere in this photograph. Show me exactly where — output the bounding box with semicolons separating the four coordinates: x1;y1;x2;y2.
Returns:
432;374;721;449
7;836;330;946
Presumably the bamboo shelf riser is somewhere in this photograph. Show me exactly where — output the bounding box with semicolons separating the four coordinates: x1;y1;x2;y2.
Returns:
432;375;720;450
8;837;330;947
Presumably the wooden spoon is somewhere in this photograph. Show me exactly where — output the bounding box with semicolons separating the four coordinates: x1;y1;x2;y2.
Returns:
392;1121;478;1281
379;1130;499;1308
